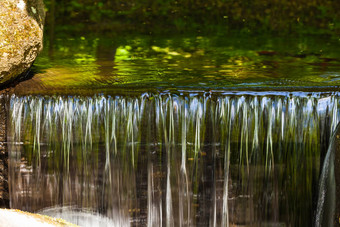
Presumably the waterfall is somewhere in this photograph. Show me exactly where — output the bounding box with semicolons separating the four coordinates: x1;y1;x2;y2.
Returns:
7;91;340;226
315;120;340;227
315;125;336;227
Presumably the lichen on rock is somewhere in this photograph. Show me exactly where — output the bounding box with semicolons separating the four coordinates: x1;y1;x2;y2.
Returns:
0;0;45;86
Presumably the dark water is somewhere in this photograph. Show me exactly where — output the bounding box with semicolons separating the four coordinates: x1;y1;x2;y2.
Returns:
5;34;340;226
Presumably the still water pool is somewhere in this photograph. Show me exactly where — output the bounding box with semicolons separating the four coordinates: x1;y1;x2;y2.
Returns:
6;34;340;226
14;34;340;95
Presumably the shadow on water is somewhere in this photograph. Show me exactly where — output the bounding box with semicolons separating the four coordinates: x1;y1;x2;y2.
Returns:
6;91;340;226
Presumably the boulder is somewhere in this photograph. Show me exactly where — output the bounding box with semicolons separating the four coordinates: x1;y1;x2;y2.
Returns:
0;0;45;86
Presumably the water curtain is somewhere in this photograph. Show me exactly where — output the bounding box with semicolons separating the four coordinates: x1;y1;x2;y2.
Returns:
8;92;340;226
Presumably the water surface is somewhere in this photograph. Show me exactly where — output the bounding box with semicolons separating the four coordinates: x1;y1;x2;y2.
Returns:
13;34;340;95
6;34;340;226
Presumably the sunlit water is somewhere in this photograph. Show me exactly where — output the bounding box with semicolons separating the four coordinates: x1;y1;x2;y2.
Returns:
7;91;340;226
13;35;340;95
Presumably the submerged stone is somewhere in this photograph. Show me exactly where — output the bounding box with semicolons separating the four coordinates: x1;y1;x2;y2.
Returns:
0;0;45;86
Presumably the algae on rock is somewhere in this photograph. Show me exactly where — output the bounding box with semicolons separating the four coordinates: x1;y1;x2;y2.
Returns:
0;0;45;85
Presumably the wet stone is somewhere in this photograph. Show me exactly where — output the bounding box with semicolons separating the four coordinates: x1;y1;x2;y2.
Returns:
0;95;8;208
0;157;8;208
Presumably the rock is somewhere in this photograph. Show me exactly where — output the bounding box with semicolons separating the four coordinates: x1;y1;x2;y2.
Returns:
0;96;8;209
0;209;78;227
0;0;45;86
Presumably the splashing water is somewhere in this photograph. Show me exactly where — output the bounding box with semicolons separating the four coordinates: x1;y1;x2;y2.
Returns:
7;91;340;226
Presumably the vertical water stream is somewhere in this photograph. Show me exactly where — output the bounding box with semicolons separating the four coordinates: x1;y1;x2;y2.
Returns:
7;91;340;226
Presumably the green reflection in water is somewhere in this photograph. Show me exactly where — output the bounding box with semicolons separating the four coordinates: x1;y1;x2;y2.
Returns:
13;34;340;95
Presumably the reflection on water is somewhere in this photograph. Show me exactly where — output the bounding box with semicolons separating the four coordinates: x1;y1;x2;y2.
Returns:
13;35;340;95
7;91;340;226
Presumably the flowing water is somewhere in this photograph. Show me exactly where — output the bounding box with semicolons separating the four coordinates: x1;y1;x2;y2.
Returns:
315;124;337;227
3;33;340;226
6;91;340;226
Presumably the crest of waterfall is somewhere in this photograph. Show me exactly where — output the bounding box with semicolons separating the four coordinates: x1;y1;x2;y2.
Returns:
8;92;340;226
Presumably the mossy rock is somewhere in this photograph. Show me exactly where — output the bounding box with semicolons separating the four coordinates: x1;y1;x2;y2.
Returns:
0;0;45;86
